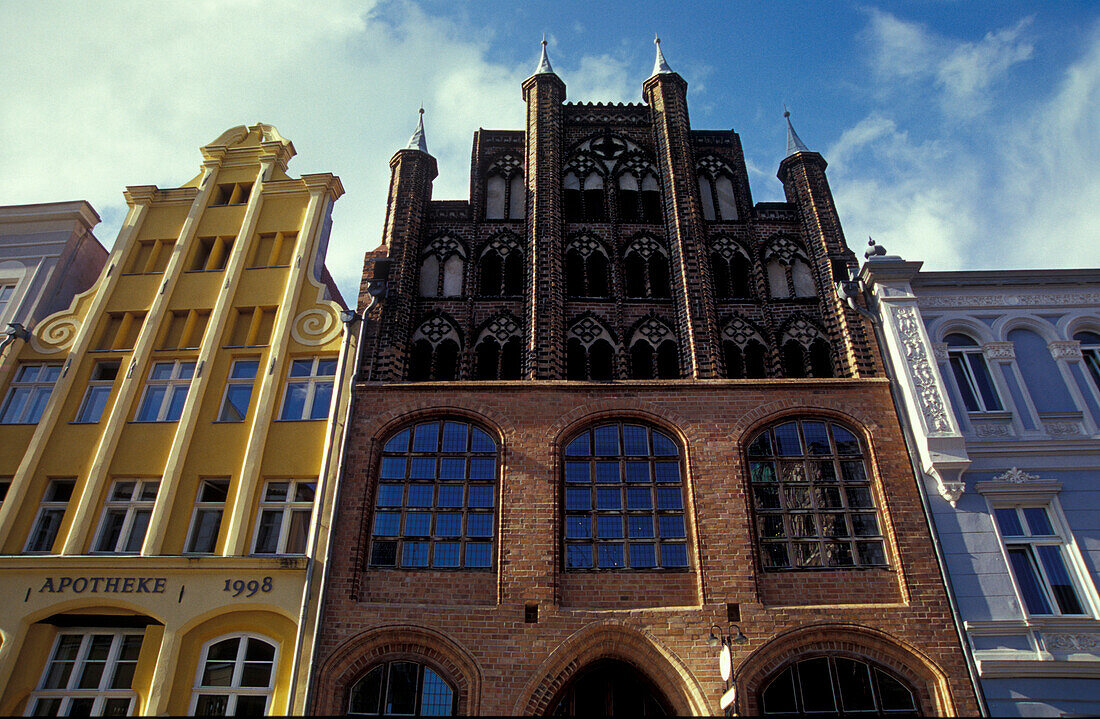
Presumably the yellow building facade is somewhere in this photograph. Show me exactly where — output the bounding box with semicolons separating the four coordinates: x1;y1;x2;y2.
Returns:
0;125;355;715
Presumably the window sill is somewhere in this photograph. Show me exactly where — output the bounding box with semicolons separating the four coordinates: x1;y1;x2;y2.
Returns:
245;265;291;270
68;421;102;425
563;567;692;574
0;421;40;426
762;565;893;573
129;420;181;424
966;410;1013;420
366;565;493;572
273;418;327;423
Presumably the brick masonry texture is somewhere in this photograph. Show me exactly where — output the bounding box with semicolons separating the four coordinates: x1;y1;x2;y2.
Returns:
326;65;978;715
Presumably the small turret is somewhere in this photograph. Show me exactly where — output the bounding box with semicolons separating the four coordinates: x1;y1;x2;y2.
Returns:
405;107;428;153
784;109;810;157
533;37;556;76
651;35;673;77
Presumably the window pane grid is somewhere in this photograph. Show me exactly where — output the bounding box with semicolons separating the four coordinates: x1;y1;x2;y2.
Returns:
750;420;887;570
30;631;141;716
278;356;337;421
252;480;315;555
370;420;498;569
564;423;688;571
995;504;1087;616
0;363;62;424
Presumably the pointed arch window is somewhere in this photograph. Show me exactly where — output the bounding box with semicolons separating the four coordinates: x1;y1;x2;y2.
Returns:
565;236;610;298
711;238;753;299
368;419;498;569
722;319;768;378
564;155;606;223
567;317;617;381
748;418;887;570
484;155;524;220
408;317;462;381
760;655;917;715
349;660;456;716
623;235;670;299
563;422;689;570
780;319;833;378
629;319;679;379
474;315;523;380
478;234;523;297
764;237;814;299
944;333;1001;412
418;235;465;298
697;156;739;221
616;168;662;225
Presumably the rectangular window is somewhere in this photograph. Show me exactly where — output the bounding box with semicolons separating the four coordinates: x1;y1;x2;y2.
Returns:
248;231;296;268
25;479;75;553
74;362;120;423
253;480;315;555
217;359;260;422
92;480;158;553
156;309;210;350
124;238;174;274
0;363;61;424
190;236;234;272
28;630;142;716
209;182;252;207
278;357;337;421
948;349;1003;412
93;311;145;351
0;476;11;504
993;504;1090;616
185;478;230;554
0;283;14;318
224;307;275;347
134;361;195;422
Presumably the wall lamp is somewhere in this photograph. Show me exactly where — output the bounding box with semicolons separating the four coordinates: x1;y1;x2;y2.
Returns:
708;623;747;715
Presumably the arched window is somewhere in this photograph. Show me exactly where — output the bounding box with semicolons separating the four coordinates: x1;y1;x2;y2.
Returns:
564;156;606;222
349;660;456;716
478;234;523;297
191;635;277;716
1075;330;1100;391
567;317;617;381
629;319;679;379
780;318;833;378
747;419;887;569
711;238;753;299
697;156;739;221
760;655;917;715
721;318;768;379
565;236;611;298
483;154;523;221
616;171;662;225
623;235;670;299
764;237;813;300
474;315;522;380
641;174;662;224
408;317;462;381
617;173;640;222
418;235;465;298
945;333;1001;412
369;419;498;568
563;422;688;569
792;259;816;297
767;260;789;299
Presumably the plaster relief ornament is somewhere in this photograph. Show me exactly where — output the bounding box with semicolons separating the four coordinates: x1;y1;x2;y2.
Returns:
992;467;1040;484
1048;341;1083;361
1045;634;1100;651
982;342;1015;360
890;305;952;433
291;307;341;346
30;315;79;354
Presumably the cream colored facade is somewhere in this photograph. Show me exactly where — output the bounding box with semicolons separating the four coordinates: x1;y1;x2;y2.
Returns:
0;125;355;715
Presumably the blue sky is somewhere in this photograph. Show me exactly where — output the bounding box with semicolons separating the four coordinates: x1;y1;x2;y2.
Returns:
2;1;1099;303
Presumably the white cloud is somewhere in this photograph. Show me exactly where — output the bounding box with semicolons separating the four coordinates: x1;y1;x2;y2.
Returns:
865;10;1033;118
0;1;636;303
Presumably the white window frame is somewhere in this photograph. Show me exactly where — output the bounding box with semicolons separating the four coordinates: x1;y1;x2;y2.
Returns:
990;499;1096;618
947;345;1002;413
26;630;143;717
189;633;278;716
0;363;62;424
134;360;195;422
92;480;159;554
251;480;315;555
1076;332;1100;393
277;357;336;421
74;361;120;424
217;358;260;422
0;282;15;321
185;478;230;555
24;479;75;553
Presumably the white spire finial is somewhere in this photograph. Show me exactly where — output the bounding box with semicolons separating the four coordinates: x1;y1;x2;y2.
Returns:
405;107;428;153
784;107;810;157
652;35;673;76
534;36;555;75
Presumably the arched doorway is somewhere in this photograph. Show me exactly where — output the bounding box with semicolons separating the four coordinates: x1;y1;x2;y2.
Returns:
549;659;672;716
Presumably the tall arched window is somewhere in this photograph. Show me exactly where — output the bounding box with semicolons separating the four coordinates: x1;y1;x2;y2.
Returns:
780;319;833;378
629;319;679;379
566;317;617;381
616;170;662;224
697;156;739;221
418;235;465;298
623;235;670;299
760;655;917;715
763;237;813;300
641;174;662;224
369;419;498;569
191;635;277;716
565;236;611;298
711;239;753;300
563;422;689;570
483;154;523;221
1075;331;1100;391
474;315;522;380
349;660;456;716
564;156;606;222
408;317;462;381
478;234;523;296
722;318;768;379
747;419;887;569
945;333;1001;412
